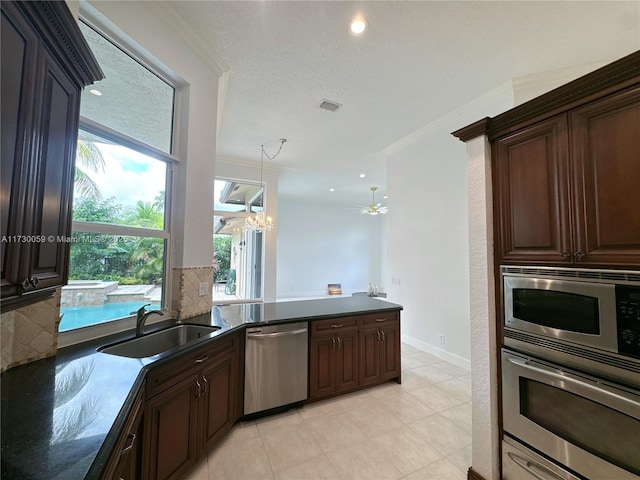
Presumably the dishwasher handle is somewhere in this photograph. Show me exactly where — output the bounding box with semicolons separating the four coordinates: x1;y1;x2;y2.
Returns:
247;328;307;339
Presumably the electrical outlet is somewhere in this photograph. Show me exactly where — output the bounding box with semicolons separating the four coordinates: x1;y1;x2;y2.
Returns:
199;282;209;296
439;334;446;345
392;277;401;286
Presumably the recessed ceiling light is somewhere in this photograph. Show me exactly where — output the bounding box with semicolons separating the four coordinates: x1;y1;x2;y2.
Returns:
89;89;102;96
359;173;366;178
350;16;367;35
329;188;335;192
383;195;388;199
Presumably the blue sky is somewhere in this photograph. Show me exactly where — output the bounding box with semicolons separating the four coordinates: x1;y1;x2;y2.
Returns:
92;143;166;209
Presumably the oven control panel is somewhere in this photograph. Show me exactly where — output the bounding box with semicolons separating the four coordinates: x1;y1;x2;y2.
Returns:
617;285;640;359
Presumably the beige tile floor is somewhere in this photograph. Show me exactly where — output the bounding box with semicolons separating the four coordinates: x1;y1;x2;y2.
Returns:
184;343;471;480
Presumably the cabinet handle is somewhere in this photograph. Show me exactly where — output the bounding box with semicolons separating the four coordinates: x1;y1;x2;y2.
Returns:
377;331;381;342
195;355;209;364
561;252;571;259
29;277;39;287
121;433;136;455
331;323;343;329
195;379;202;399
202;376;208;395
574;251;585;261
381;330;386;342
22;278;30;290
375;318;386;323
337;336;341;349
332;337;336;350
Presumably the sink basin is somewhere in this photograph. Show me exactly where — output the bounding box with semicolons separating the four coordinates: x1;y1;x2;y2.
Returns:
98;324;221;358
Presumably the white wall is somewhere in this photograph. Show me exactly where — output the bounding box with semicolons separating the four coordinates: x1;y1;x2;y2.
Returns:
276;197;385;298
385;84;514;369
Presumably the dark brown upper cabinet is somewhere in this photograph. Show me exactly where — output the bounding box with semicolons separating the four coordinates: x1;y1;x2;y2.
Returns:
1;1;103;311
493;86;640;267
453;50;640;269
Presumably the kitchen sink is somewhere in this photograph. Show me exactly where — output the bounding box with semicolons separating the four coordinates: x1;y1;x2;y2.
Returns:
98;324;221;358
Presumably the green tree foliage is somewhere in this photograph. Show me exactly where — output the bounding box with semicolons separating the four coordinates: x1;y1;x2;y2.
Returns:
74;140;105;199
69;196;164;285
70;197;124;280
213;235;232;282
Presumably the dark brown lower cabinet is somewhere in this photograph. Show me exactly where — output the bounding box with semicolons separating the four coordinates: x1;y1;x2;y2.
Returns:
359;315;401;387
309;329;359;400
101;385;145;480
198;349;236;453
309;312;401;401
143;332;243;480
145;375;199;480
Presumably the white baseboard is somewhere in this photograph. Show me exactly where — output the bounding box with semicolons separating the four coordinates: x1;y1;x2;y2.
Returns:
401;334;471;371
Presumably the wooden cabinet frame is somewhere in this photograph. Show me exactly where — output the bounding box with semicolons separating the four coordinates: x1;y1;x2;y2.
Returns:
309;312;402;402
0;1;102;311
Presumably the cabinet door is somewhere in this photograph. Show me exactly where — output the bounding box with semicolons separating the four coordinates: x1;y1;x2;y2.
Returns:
359;328;381;387
0;2;40;301
20;54;80;294
309;335;335;399
570;86;640;267
199;350;235;453
379;322;401;381
144;374;199;480
493;115;572;264
335;330;359;393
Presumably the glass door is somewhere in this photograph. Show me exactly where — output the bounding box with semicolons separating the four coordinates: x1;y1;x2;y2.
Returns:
213;179;264;303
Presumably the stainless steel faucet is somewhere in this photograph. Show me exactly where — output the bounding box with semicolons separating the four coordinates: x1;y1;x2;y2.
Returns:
133;304;164;337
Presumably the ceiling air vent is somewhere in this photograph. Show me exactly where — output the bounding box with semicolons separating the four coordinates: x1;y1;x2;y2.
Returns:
319;99;341;112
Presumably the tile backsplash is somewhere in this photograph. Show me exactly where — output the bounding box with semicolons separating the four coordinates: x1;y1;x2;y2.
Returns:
1;290;61;372
171;266;214;320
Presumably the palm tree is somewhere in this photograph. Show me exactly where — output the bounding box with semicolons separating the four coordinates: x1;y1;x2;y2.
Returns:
74;140;105;198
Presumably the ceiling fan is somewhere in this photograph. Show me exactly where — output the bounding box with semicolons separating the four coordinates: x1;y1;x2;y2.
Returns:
358;186;387;216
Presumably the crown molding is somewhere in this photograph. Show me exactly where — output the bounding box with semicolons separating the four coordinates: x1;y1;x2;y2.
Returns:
453;50;640;143
382;82;513;156
148;2;228;77
16;1;103;86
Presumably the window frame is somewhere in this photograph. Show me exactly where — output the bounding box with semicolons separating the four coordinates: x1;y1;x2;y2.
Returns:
58;19;181;347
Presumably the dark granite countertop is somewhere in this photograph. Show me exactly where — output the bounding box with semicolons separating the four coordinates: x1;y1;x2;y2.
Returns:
1;296;401;479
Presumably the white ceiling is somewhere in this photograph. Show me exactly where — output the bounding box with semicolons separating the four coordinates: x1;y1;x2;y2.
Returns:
165;1;639;206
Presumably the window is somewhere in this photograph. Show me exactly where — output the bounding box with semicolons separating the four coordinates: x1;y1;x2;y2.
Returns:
59;21;176;334
213;179;264;303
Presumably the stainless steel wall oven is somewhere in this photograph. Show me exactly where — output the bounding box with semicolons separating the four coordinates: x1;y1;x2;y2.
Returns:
502;349;640;480
500;266;640;479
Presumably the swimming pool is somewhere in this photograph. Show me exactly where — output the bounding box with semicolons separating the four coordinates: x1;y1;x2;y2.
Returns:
59;301;161;332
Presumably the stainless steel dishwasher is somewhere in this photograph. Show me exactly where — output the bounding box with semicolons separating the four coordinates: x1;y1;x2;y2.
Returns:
244;322;308;415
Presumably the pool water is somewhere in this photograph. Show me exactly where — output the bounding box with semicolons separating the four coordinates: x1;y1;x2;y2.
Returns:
59;301;160;332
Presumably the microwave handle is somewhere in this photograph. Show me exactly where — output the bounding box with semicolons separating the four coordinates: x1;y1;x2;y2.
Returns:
507;452;567;480
506;357;640;413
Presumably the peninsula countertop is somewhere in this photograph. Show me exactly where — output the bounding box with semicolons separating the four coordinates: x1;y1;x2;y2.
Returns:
1;296;402;479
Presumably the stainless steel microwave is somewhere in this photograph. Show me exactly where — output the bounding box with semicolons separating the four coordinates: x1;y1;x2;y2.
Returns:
502;266;640;386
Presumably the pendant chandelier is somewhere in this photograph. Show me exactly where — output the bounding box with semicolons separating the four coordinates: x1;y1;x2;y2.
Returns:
246;139;286;232
360;186;388;215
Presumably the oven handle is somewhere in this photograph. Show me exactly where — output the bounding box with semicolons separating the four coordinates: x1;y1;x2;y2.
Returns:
506;357;640;414
507;452;567;480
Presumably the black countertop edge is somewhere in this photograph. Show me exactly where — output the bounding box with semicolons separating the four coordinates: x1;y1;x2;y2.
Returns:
84;370;147;479
1;296;402;480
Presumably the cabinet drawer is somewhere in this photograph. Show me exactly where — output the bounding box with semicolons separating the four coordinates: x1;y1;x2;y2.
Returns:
147;336;236;398
311;316;358;335
359;311;398;328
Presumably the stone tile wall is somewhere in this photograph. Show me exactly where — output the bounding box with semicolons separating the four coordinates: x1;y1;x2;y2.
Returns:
1;290;61;372
171;266;214;320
